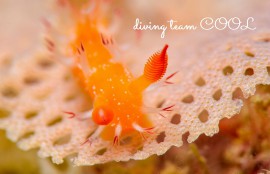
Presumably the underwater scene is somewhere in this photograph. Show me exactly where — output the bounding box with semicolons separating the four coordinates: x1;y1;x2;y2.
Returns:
0;0;270;173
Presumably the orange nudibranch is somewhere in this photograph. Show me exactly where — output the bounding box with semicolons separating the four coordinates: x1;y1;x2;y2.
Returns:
70;7;169;144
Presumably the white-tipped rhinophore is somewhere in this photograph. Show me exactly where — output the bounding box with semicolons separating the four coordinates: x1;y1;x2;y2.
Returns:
76;43;92;77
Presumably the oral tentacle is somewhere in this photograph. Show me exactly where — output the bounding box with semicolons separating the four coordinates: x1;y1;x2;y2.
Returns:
81;125;105;146
63;111;76;118
64;110;92;120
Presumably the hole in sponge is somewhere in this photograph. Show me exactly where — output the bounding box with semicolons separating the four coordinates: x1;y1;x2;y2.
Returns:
195;77;206;87
181;95;194;103
20;131;35;140
261;38;270;42
0;108;11;119
244;68;254;76
212;89;222;101
96;148;107;156
24;76;40;85
47;116;63;127
198;109;209;123
223;66;234;76
232;87;244;100
182;132;190;144
38;59;54;69
244;51;255;57
54;134;71;146
267;66;270;76
48;158;69;171
254;35;270;42
156;131;166;143
25;111;39;119
1;87;18;98
170;114;181;125
137;146;143;151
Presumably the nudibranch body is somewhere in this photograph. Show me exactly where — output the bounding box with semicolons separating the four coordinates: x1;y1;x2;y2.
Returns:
67;2;171;145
